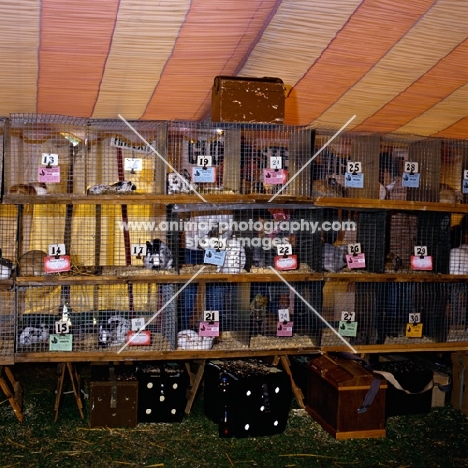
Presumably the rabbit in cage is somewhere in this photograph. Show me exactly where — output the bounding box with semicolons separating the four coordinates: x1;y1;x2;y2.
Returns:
9;182;48;195
311;177;344;198
177;329;213;350
216;236;246;274
18;250;47;276
143;239;173;270
322;243;348;272
440;183;463;204
167;169;197;194
104;315;130;344
0;255;14;279
249;294;268;336
87;180;136;195
19;324;49;346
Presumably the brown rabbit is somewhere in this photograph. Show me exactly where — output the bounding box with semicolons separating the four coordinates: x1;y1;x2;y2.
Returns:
18;250;47;276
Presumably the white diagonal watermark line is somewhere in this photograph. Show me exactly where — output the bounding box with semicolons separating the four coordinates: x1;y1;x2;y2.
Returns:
117;266;207;354
268;266;357;353
118;114;208;203
268;114;356;202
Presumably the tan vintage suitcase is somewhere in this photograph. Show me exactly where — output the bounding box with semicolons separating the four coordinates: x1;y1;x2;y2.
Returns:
306;354;387;439
89;365;138;428
211;76;285;124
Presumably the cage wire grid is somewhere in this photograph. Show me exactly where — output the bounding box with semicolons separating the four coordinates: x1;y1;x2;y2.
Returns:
3;115;468;356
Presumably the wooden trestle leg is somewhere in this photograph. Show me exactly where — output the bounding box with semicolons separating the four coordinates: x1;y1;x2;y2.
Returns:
0;365;24;422
54;362;85;422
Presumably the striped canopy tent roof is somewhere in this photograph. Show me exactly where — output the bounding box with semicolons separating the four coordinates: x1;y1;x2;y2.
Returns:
1;0;467;138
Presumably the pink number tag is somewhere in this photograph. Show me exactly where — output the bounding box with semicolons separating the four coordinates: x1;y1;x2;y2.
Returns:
346;253;366;269
38;166;60;183
274;255;298;271
44;255;71;273
277;321;293;336
199;321;219;337
126;330;151;346
410;255;433;271
263;168;287;184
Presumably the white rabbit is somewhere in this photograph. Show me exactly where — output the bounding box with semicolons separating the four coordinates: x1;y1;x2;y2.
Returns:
177;329;213;350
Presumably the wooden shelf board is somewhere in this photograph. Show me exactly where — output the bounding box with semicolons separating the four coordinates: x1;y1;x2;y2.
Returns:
314;196;468;213
322;342;468;353
2;193;311;206
13;347;320;363
14;272;468;286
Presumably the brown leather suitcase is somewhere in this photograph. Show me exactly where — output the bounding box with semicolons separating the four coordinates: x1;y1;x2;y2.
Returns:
211;76;285;124
306;354;387;439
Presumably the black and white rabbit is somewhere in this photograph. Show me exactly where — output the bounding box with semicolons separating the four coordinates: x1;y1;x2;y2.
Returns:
87;180;136;195
167;169;197;194
143;239;173;270
19;324;49;346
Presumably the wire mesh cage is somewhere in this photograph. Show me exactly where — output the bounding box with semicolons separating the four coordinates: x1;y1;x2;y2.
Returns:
312;131;380;200
0;289;15;361
321;282;386;348
17;203;175;277
15;282;177;354
322;281;452;348
177;280;323;351
6;114;88;197
381;282;448;346
172;204;323;276
0;204;18;362
379;134;444;203
87;119;167;196
0;117;6;198
446;283;468;343
167;122;313;197
439;138;468;205
385;210;450;274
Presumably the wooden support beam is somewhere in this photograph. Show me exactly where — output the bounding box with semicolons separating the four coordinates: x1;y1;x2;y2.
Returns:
54;362;84;422
0;366;24;422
